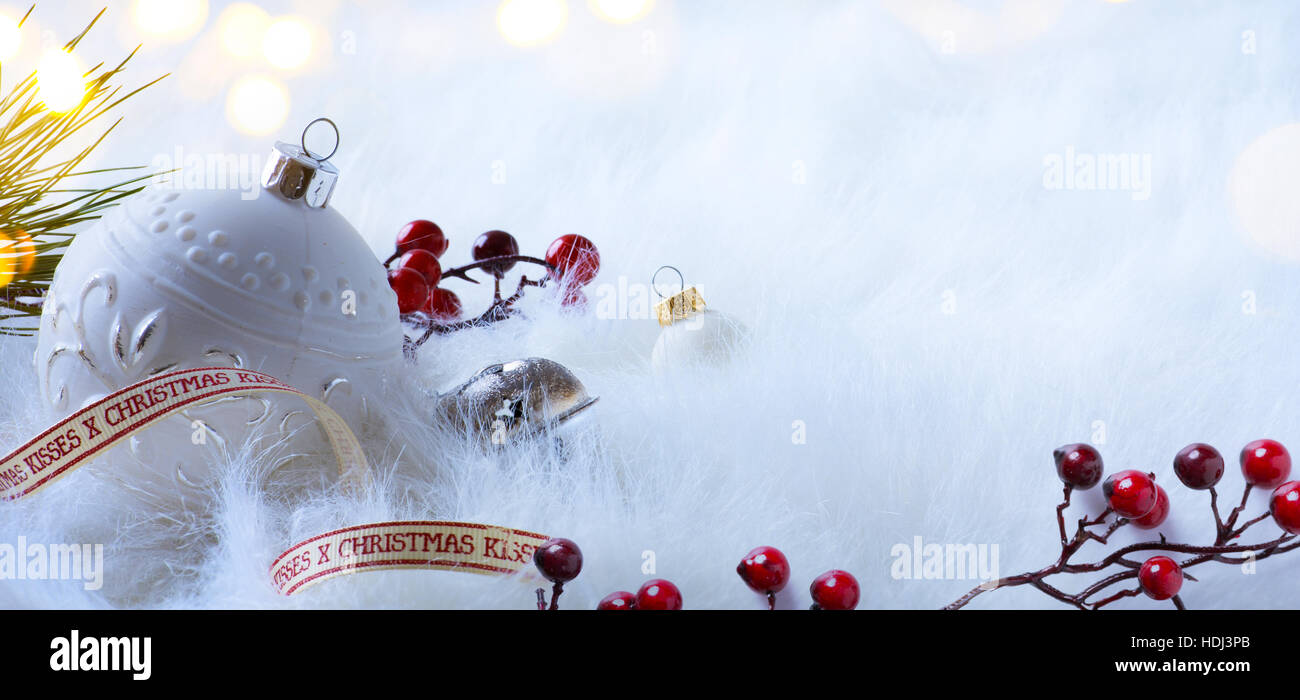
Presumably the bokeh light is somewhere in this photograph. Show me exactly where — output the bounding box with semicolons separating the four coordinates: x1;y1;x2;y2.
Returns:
0;231;36;288
218;2;270;59
262;16;314;70
1230;123;1300;262
498;0;568;46
131;0;208;41
36;49;86;113
225;75;290;135
0;12;22;61
591;0;653;23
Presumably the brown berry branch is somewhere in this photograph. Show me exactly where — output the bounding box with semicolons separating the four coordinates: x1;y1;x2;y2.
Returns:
944;441;1300;610
384;226;600;349
401;268;550;357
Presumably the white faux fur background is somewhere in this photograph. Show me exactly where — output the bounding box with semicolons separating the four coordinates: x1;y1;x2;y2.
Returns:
3;0;1300;609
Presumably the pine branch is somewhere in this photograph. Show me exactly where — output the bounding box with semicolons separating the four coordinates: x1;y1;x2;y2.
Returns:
0;6;164;334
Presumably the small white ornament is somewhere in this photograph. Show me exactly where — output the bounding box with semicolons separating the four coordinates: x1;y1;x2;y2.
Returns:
651;309;749;372
33;120;405;503
649;266;749;372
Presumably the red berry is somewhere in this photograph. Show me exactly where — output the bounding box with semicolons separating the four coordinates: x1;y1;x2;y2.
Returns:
533;538;583;584
560;286;587;310
1132;485;1170;530
635;579;683;610
1102;470;1159;519
396;220;448;257
1241;439;1292;489
471;230;519;278
545;234;600;286
1138;556;1183;600
387;268;429;315
424;288;462;320
736;546;791;596
810;570;860;610
1173;443;1224;490
398;249;442;287
597;591;636;610
1270;481;1300;534
1053;443;1103;489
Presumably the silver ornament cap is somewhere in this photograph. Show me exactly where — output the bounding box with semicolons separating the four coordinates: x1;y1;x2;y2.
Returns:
261;117;340;208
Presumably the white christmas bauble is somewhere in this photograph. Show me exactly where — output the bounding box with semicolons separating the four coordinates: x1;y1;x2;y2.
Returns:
33;176;404;503
650;310;749;373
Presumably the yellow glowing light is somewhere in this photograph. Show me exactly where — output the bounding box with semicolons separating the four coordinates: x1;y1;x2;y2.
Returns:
225;75;290;135
131;0;208;41
1230;123;1300;262
262;17;313;70
498;0;567;46
218;3;271;58
0;231;36;287
0;236;12;288
591;0;652;23
36;50;86;113
0;13;22;61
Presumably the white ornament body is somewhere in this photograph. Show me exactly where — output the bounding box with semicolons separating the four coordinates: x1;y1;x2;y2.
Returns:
651;309;749;372
33;186;405;502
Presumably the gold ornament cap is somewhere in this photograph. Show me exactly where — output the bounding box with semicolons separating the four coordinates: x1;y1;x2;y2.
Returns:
653;266;707;326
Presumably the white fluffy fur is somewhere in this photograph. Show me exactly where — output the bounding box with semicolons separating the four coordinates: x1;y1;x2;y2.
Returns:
2;0;1300;609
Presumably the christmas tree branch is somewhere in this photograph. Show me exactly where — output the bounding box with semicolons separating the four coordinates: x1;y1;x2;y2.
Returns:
0;5;164;334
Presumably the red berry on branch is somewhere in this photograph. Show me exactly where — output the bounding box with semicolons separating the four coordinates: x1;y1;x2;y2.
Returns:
396;220;448;257
387;268;430;315
635;579;683;610
398;249;442;287
545;234;600;286
1241;439;1291;489
597;591;637;610
1173;443;1225;490
471;230;519;278
533;538;583;584
1138;556;1183;600
1053;443;1103;489
424;288;462;320
1270;481;1300;534
1132;485;1170;530
736;546;791;596
1102;470;1159;519
810;569;860;610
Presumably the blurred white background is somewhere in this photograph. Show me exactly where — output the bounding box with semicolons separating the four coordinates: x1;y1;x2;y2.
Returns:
3;0;1300;609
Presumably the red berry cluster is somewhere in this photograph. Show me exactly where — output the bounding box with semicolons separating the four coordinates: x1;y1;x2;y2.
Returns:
389;220;456;318
532;538;860;610
597;581;685;611
735;545;860;610
384;221;601;344
947;438;1300;610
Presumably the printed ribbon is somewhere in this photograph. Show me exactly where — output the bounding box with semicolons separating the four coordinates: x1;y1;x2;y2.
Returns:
0;367;547;595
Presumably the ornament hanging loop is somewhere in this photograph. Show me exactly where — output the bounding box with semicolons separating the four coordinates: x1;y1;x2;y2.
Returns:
301;117;340;162
652;265;706;327
652;265;685;300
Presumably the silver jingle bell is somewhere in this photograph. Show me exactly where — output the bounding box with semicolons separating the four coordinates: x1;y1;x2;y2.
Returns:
436;358;598;444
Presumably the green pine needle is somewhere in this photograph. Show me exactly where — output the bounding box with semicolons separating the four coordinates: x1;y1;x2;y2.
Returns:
0;6;164;336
